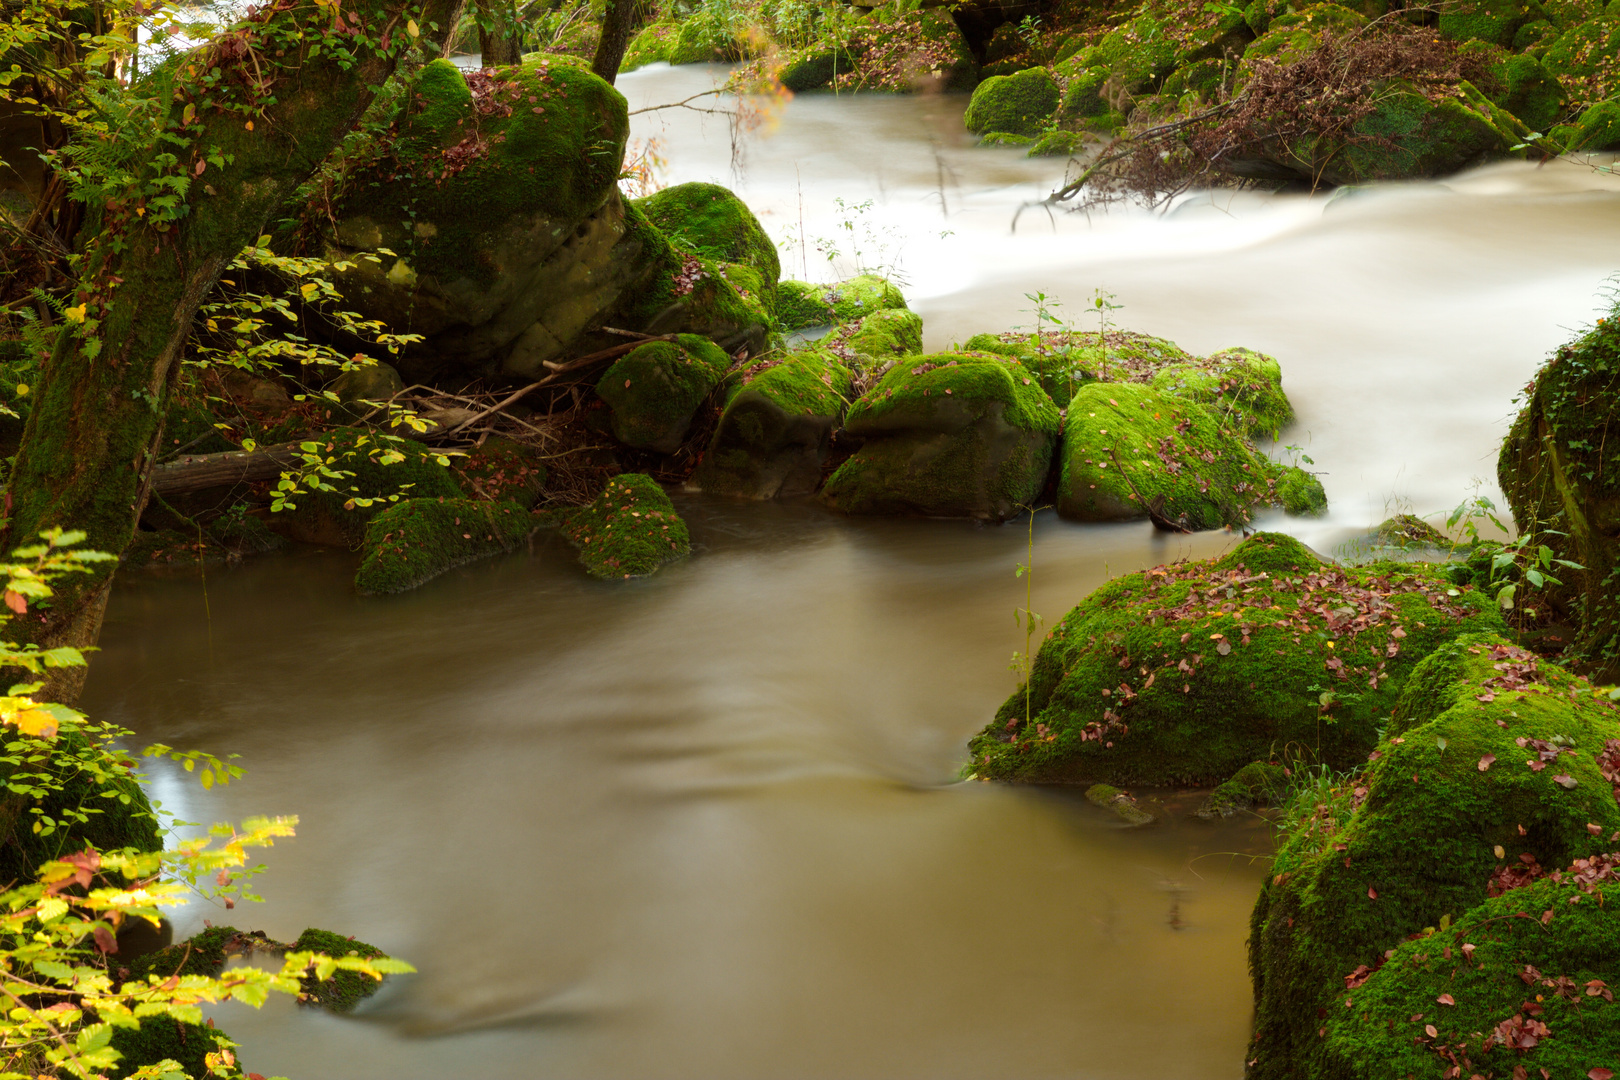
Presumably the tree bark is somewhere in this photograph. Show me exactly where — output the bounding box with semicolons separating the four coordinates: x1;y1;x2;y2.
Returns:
592;0;649;85
2;0;461;701
478;0;526;66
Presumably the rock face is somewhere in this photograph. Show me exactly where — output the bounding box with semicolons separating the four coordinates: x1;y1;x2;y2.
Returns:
821;353;1061;520
1248;632;1620;1079
970;534;1504;785
1499;301;1620;678
319;60;768;386
561;473;692;578
692;347;855;499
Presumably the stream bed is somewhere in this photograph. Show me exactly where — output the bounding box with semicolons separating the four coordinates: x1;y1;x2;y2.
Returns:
82;65;1620;1079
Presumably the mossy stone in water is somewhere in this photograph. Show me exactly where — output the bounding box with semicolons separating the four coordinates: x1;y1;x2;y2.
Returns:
292;928;389;1013
776;43;859;91
694;347;854;499
964;67;1061;138
1371;513;1450;548
596;334;733;453
821;353;1060;521
1085;783;1156;825
635;182;781;285
822;308;923;366
776;275;909;331
1148;345;1295;440
970;534;1504;786
1196;760;1287;818
1055;384;1314;530
1249;633;1620;1079
129;925;245;982
355;498;533;595
1570;98;1620;149
621;20;678;71
562;474;692;578
107;1016;241;1079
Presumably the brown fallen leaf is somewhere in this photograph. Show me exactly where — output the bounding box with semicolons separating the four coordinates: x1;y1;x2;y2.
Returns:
1479;754;1496;772
1437;993;1455;1005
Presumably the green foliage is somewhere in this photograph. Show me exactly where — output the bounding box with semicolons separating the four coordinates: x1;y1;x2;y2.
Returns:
290;929;390;1013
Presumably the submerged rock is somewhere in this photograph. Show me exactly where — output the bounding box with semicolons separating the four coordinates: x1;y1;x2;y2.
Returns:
562;474;692;578
290;928;392;1013
1195;760;1286;819
1370;513;1450;548
821;353;1060;521
970;533;1504;785
692;347;855;500
1085;782;1156;825
595;334;734;453
354;497;533;595
1249;633;1620;1078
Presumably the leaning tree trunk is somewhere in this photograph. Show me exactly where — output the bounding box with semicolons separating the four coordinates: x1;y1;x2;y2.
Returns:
2;0;461;702
592;0;650;84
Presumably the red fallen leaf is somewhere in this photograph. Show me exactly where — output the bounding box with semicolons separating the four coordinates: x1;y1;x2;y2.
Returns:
193;158;206;176
1425;1024;1439;1037
1368;886;1378;899
2;590;24;614
1479;754;1497;772
1527;760;1546;772
1541;909;1554;925
1553;774;1578;789
1519;824;1528;835
1477;692;1496;703
1438;993;1455;1005
1591;823;1604;835
1590;1070;1614;1080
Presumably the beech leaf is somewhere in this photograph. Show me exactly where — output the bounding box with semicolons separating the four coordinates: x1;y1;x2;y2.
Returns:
1478;754;1496;772
1437;993;1455;1005
1553;773;1578;789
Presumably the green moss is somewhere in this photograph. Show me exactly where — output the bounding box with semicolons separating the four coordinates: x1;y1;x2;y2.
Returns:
595;333;733;453
1148;345;1295;439
635;182;780;285
1271;1;1370;32
561;473;692;578
355;497;532;595
1085;783;1156;824
1498;295;1620;675
129;925;247;982
776;43;859;91
1571;98;1620;149
774;275;908;331
1161;58;1227;100
821;353;1061;521
1513;16;1559;49
606;210;771;346
454;436;548;505
1056;383;1313;529
1540;18;1620;81
1197;760;1288;817
291;927;389;1014
1321;82;1509;185
1248;632;1620;1079
622;20;679;71
1467;46;1569;131
964;67;1061;138
667;0;757;64
1372;513;1451;548
694;347;854;499
1440;0;1536;44
108;1016;240;1079
1097;12;1178;92
334;59;628;292
980;131;1033;147
1026;130;1090;157
1240;25;1320;69
969;536;1505;787
822;308;923;365
1277;465;1329;516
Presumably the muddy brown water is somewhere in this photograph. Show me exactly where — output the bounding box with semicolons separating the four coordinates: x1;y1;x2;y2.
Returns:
81;64;1620;1079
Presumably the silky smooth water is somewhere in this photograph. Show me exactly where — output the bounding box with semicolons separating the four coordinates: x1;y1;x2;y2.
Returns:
80;65;1620;1079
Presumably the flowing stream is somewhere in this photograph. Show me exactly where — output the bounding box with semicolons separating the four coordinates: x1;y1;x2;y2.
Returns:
81;64;1620;1079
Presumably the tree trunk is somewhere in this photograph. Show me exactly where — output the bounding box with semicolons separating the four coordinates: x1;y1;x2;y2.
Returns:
478;0;525;66
2;0;461;702
592;0;649;85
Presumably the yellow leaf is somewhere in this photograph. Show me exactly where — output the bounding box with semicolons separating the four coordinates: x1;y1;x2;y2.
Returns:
182;103;195;125
245;120;254;131
406;18;419;36
15;383;27;397
63;304;87;324
299;282;317;299
14;709;59;738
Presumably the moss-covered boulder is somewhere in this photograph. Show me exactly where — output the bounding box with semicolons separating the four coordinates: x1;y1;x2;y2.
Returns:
821;353;1060;521
1056;383;1320;529
1566;97;1620;149
272;429;463;547
108;1016;241;1079
1370;513;1451;548
595;333;734;453
354;498;532;594
1301;79;1511;185
1195;760;1287;818
1468;45;1569;133
1248;632;1620;1078
561;474;692;578
776;43;860;91
775;275;908;330
1147;345;1295;439
1055;62;1112;122
129;925;256;983
1499;298;1620;676
692;347;854;499
970;533;1504;785
634;182;780;288
960;328;1197;409
820;308;923;366
1097;12;1179;92
321;59;664;384
622;20;679;71
291;928;390;1013
1439;0;1534;45
0;725;162;889
964;67;1061;138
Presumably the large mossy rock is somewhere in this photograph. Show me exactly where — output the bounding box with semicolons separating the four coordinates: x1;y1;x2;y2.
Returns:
970;534;1504;785
1438;0;1534;46
1499;300;1620;677
355;498;533;595
595;333;734;453
1248;632;1620;1079
561;474;692;578
621;20;679;70
1303;81;1511;185
1148;346;1295;439
775;43;860;91
819;308;924;366
776;275;909;331
964;67;1061;138
821;353;1060;521
1055;384;1321;528
692;347;855;499
634;182;781;288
